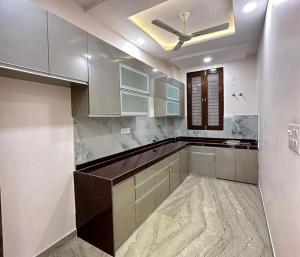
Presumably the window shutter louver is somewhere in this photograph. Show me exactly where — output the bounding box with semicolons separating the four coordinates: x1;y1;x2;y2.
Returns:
187;68;223;130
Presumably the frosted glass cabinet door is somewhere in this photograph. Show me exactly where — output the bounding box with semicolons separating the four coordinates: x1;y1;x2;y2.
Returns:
121;91;149;116
120;65;149;93
166;84;179;101
48;13;88;82
0;0;48;72
166;101;179;116
88;34;121;115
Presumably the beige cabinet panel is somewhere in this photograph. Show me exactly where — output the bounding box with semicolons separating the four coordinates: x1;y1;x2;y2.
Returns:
135;165;156;185
155;166;170;206
135;189;156;227
135;176;156;200
170;158;181;192
190;146;215;177
215;148;236;181
168;152;180;163
88;34;121;116
180;149;190;182
112;178;135;249
236;149;258;184
156;177;169;207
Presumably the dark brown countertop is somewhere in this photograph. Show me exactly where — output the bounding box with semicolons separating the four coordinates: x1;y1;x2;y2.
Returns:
75;137;258;186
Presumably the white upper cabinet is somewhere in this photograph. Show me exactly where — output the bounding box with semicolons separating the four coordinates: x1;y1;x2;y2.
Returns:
119;63;150;116
120;64;149;94
154;77;185;117
166;84;180;101
121;90;149;116
0;0;48;72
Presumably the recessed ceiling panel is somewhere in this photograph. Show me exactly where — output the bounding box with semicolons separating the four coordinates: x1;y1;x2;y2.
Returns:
129;0;235;51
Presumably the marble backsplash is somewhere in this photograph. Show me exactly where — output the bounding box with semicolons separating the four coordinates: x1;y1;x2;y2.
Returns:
174;115;258;139
74;115;258;165
74;117;175;165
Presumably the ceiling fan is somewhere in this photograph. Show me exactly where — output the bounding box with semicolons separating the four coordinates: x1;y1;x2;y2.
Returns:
152;12;229;51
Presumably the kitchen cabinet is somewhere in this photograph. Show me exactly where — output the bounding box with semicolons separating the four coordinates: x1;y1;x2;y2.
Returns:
112;178;135;249
215;148;236;181
120;64;149;94
0;0;48;72
88;34;121;116
154;77;185;117
135;166;157;226
236;149;258;184
121;90;149;116
169;153;181;192
190;146;216;177
48;13;88;82
120;64;150;116
155;166;170;206
180;148;190;182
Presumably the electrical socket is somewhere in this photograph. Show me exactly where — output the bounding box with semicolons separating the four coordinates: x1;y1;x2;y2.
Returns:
288;123;300;154
121;128;131;134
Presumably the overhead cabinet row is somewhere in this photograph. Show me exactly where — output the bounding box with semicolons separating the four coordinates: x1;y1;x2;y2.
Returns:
0;0;185;117
0;0;88;83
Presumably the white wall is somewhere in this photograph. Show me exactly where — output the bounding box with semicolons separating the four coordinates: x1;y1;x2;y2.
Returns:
257;0;300;256
0;77;75;257
184;55;258;116
32;0;182;80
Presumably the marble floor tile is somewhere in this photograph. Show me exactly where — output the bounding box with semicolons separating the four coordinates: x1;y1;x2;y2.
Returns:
48;175;273;257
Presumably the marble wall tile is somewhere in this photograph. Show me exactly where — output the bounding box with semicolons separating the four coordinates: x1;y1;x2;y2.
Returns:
74;115;258;165
174;115;258;140
74;117;175;165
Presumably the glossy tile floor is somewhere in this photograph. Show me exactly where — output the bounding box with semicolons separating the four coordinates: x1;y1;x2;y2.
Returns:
48;174;273;257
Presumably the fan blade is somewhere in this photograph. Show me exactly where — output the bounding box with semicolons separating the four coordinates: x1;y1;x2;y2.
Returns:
152;19;183;37
173;40;184;51
192;23;229;37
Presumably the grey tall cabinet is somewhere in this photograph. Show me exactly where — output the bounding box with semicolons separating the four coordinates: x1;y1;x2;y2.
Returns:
0;0;49;72
87;34;121;116
48;13;88;82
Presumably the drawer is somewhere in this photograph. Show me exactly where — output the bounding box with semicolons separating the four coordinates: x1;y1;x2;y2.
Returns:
135;166;155;185
190;151;215;162
135;176;156;200
135;158;169;185
189;146;215;154
156;166;169;182
168;152;180;163
135;189;156;226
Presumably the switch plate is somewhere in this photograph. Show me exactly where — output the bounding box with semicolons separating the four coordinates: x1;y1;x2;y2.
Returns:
288;123;300;154
121;128;131;134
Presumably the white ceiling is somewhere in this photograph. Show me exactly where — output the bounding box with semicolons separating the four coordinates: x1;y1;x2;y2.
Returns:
74;0;268;69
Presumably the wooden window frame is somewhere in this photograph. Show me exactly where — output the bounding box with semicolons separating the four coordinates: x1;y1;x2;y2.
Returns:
187;67;224;130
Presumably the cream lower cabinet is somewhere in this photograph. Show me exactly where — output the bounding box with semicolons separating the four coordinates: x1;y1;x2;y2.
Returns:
180;148;190;182
236;149;258;184
215;148;235;181
134;158;170;227
113;152;182;249
169;152;181;192
190;146;216;177
112;178;136;249
215;148;258;184
155;166;170;206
